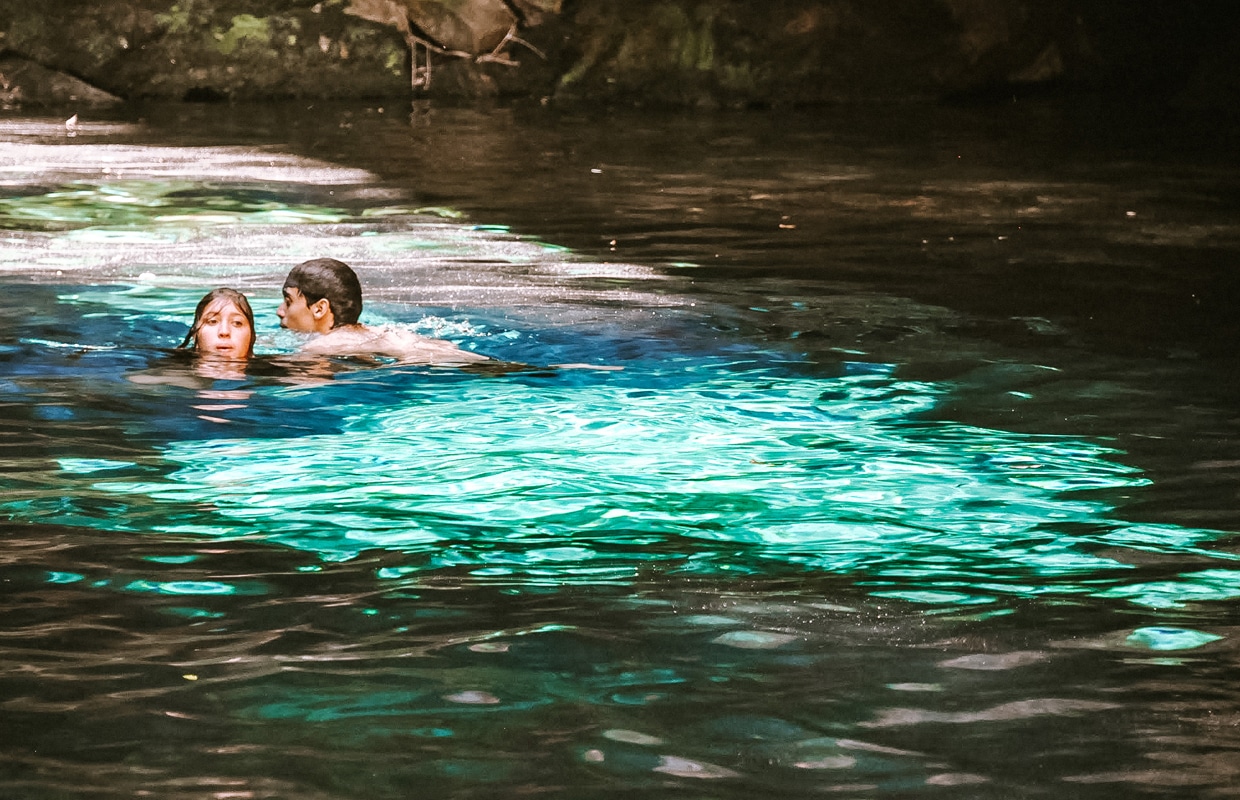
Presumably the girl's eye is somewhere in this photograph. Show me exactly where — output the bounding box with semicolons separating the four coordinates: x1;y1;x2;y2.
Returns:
203;316;219;325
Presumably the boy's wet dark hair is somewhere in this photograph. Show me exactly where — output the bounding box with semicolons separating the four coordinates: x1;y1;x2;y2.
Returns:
178;287;255;355
283;258;363;327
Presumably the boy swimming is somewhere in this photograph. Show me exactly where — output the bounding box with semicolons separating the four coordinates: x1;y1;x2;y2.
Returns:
277;258;489;365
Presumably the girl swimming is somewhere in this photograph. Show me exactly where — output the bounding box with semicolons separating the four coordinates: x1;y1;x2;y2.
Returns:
179;288;255;359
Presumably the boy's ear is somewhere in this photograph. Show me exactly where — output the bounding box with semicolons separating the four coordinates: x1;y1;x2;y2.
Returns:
310;298;331;319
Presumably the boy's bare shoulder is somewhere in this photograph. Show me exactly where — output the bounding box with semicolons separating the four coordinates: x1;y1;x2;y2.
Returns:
301;324;489;365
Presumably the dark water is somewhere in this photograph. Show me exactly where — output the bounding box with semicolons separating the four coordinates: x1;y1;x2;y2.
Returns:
2;100;1239;798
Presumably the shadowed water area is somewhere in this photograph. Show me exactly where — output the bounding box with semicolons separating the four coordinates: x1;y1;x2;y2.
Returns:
1;100;1239;798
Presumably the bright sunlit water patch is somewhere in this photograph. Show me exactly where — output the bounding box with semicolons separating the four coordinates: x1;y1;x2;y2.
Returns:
0;181;350;229
0;219;1234;612
5;104;1240;799
1125;626;1224;650
6;351;1228;607
0;175;667;306
0;144;1234;615
0;142;377;184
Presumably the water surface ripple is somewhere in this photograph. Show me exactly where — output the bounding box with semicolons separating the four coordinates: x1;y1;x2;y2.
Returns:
2;103;1239;799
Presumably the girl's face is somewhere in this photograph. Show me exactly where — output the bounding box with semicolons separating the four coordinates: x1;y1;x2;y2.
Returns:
196;298;253;359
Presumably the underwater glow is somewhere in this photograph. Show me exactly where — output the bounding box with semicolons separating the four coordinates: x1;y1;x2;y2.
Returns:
5;355;1228;607
8;104;1240;800
0;169;1234;612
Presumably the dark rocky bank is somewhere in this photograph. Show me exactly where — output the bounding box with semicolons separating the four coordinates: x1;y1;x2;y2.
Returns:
0;0;1237;111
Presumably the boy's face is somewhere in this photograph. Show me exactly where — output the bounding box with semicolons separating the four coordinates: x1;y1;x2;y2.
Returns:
277;286;321;332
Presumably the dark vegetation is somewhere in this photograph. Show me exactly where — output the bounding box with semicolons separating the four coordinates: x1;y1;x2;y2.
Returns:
0;0;1236;111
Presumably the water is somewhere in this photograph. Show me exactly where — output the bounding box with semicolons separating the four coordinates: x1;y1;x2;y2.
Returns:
2;100;1239;798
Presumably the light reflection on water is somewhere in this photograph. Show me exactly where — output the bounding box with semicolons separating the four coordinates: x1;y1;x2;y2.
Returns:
2;105;1239;799
0;175;675;318
3;273;1235;610
17;352;1236;611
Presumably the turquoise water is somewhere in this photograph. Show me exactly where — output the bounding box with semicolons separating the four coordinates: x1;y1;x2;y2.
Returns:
2;178;1234;610
17;321;1235;609
2;104;1239;798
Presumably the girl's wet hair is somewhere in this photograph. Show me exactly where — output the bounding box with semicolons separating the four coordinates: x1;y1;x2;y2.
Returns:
283;258;363;327
179;287;256;356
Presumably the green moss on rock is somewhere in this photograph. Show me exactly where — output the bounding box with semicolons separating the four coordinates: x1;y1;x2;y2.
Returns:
0;0;1234;107
214;14;271;55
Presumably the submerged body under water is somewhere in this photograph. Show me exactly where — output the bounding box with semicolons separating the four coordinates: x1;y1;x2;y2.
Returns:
1;101;1239;798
